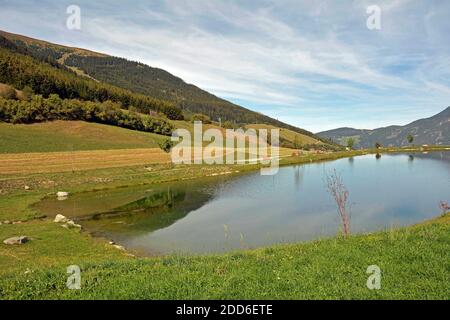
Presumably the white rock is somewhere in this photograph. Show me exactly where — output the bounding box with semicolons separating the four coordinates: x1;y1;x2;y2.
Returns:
113;245;126;251
67;220;82;228
3;236;29;245
54;214;69;223
24;186;30;191
56;192;69;198
61;220;82;229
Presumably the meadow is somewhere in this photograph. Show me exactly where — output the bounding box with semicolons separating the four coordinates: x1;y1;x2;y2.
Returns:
1;213;448;299
0;121;167;153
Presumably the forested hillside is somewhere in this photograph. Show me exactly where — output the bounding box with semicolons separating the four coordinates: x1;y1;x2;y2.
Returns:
0;36;183;120
62;54;305;129
0;30;337;146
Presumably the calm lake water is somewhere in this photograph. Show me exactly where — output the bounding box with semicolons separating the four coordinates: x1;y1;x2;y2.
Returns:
35;152;450;255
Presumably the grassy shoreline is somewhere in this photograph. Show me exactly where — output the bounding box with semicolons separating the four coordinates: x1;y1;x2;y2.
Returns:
1;213;448;299
0;147;449;299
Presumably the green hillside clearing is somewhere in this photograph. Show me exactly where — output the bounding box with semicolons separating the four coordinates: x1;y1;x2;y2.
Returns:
0;121;167;153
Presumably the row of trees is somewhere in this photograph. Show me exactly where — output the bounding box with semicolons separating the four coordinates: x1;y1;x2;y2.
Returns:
0;94;174;135
0;47;184;120
346;134;415;150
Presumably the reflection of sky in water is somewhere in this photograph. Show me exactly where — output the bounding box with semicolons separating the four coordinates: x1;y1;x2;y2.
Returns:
38;152;450;255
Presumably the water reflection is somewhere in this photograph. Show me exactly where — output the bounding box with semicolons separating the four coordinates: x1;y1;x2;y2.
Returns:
35;152;450;255
294;165;304;189
80;187;214;239
34;183;215;239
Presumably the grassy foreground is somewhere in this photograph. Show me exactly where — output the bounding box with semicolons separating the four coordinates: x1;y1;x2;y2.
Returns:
1;213;448;299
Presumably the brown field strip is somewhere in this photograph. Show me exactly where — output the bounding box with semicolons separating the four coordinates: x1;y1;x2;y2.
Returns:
0;148;171;174
0;147;298;175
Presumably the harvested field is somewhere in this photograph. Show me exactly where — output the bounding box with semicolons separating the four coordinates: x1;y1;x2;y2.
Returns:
0;147;297;175
0;148;171;175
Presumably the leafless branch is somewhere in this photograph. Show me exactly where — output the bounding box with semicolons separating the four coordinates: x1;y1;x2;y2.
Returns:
326;169;351;238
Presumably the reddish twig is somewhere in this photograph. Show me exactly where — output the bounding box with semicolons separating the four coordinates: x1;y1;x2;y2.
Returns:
326;169;351;238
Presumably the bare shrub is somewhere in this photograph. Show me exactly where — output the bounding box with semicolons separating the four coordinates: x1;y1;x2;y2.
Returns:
326;169;350;238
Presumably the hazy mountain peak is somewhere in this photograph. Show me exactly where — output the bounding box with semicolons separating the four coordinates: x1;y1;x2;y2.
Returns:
318;107;450;147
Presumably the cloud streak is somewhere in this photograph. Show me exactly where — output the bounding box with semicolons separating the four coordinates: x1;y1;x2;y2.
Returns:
0;0;449;131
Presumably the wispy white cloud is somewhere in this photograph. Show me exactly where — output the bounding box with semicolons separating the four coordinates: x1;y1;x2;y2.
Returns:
0;0;449;131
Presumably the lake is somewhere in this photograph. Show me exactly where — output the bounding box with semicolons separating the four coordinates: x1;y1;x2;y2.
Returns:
34;152;450;255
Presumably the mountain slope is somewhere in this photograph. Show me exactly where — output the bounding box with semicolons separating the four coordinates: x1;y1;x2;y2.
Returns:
318;107;450;148
0;30;336;146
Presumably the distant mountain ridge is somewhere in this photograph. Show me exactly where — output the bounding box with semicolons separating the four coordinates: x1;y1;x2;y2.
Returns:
0;30;335;145
318;107;450;148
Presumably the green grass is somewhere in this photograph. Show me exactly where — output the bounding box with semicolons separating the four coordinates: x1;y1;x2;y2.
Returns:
0;121;167;153
0;214;448;299
0;220;127;277
0;193;44;221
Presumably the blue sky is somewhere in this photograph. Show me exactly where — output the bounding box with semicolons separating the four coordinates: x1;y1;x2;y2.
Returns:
0;0;449;132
